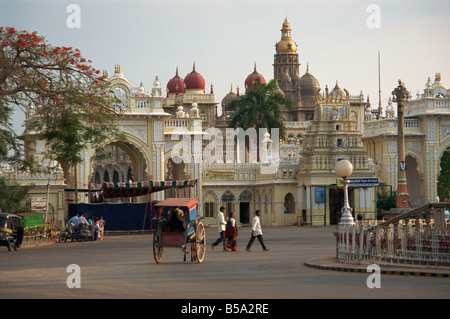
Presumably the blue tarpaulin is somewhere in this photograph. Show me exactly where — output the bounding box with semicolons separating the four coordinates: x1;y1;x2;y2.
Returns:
68;202;156;231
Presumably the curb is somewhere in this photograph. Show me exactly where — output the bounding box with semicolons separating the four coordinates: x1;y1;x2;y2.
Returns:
304;257;450;278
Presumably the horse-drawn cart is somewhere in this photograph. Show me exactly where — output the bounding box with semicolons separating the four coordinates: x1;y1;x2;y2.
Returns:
100;179;205;263
153;197;205;263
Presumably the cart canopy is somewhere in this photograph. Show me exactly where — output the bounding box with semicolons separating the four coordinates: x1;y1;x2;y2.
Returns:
154;197;198;210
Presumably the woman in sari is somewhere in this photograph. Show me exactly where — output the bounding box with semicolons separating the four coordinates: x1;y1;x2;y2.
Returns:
225;212;238;251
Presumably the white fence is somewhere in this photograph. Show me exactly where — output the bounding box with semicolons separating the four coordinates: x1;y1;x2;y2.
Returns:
336;204;450;267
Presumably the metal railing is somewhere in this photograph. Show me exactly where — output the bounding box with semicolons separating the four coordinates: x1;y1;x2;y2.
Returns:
336;203;450;267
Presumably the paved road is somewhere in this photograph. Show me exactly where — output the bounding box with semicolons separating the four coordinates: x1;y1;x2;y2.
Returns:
1;226;449;300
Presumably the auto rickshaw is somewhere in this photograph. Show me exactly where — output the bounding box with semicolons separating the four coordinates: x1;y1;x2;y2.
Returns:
0;213;24;251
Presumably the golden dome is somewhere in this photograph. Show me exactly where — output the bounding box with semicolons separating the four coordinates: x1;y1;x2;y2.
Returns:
276;39;297;53
276;18;297;54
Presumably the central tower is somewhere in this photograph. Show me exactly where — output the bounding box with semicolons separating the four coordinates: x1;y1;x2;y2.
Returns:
273;18;301;108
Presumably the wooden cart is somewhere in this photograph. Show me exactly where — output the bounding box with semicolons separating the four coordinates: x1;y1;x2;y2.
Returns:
153;197;205;263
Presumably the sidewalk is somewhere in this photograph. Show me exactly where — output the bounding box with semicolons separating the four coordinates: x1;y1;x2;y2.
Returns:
305;255;450;278
19;236;57;249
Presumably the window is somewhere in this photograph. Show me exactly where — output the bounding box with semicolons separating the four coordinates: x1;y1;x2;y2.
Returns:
200;111;207;123
284;193;295;214
204;202;215;218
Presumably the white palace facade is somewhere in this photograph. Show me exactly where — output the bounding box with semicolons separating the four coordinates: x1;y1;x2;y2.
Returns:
3;19;449;229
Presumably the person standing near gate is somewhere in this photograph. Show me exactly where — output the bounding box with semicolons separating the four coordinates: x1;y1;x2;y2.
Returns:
246;210;269;251
212;206;228;251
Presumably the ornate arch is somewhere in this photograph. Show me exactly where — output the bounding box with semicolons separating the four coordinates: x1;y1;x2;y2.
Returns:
87;130;151;184
437;137;450;168
405;149;423;175
202;190;219;203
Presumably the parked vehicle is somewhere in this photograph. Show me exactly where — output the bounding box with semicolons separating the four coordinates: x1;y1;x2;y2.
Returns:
59;222;91;242
0;213;24;251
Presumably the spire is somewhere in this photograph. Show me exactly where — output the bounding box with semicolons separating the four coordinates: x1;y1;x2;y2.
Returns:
114;64;122;74
435;72;442;82
281;17;292;39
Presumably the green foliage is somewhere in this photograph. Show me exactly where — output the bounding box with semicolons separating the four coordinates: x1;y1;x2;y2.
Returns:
437;147;450;200
0;177;33;213
376;187;396;210
0;27;125;169
226;78;292;140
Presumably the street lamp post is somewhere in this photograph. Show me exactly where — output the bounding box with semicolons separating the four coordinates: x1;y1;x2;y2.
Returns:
335;159;355;226
392;80;409;209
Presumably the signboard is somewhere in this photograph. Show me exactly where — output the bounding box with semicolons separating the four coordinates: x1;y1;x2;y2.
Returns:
31;197;47;211
337;178;379;187
314;187;326;203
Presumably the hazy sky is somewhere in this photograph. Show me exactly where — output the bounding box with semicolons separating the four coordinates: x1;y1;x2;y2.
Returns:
2;0;449;127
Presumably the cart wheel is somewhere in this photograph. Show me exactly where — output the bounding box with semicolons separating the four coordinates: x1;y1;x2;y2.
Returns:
7;241;14;252
153;223;164;264
195;220;206;263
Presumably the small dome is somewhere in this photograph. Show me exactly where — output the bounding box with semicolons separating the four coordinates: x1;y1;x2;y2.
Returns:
221;84;238;109
331;80;345;97
138;82;145;95
112;64;124;78
431;73;448;90
153;76;161;88
167;67;185;95
245;64;266;90
298;64;320;101
184;63;205;91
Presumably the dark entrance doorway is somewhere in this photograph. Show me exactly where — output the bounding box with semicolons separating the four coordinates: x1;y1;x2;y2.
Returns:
328;187;355;225
239;202;250;224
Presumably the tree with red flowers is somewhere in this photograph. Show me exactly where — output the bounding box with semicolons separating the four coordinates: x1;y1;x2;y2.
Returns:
0;27;125;186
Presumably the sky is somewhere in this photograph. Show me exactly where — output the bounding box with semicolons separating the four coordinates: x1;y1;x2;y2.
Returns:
1;0;449;130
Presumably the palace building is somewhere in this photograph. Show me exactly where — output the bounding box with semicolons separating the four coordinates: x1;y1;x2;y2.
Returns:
363;73;450;207
6;18;449;229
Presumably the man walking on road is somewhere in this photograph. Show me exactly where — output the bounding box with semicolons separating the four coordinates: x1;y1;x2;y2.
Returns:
212;206;228;251
246;210;269;251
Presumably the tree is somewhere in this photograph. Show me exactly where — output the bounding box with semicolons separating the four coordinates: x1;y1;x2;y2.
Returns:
0;177;33;213
226;78;292;140
226;79;292;162
0;98;25;166
376;186;396;211
0;27;125;182
437;147;450;200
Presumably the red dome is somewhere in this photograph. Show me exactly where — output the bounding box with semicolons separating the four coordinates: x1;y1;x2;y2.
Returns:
167;67;185;95
245;64;266;90
184;63;205;91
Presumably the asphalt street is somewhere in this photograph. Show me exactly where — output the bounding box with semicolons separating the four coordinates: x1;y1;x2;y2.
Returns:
1;226;449;301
